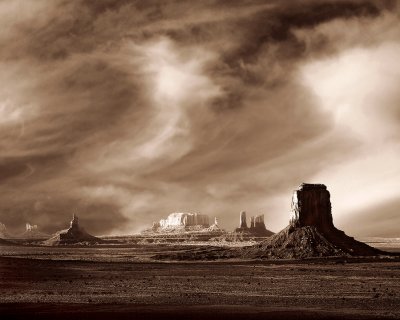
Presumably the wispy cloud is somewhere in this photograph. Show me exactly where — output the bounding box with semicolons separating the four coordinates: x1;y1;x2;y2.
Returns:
0;0;399;236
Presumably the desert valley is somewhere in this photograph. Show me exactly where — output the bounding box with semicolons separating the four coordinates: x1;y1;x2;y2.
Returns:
1;184;399;320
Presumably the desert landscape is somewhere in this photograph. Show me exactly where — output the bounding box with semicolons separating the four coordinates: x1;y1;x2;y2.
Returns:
1;184;399;319
1;1;400;319
1;255;400;320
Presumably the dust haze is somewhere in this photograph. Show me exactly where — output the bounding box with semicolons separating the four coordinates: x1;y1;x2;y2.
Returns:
1;0;399;236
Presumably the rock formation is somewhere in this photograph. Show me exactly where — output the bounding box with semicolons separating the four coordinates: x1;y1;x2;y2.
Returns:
150;212;212;233
207;217;223;232
44;214;101;245
19;223;50;239
26;223;37;231
235;212;274;236
251;215;270;234
159;212;209;228
0;222;11;239
242;183;385;258
239;211;247;229
151;221;161;231
290;184;334;233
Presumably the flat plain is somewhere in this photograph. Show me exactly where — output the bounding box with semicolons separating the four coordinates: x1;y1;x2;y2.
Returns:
1;243;400;320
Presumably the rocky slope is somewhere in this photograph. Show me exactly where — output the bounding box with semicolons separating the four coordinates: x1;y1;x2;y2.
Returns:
241;183;384;258
240;225;346;259
44;214;101;245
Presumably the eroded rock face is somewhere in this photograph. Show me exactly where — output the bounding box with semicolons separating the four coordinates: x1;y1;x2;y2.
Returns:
239;211;247;229
159;213;210;228
59;214;99;242
241;183;385;258
207;217;223;232
70;214;79;229
235;212;274;236
44;214;100;245
26;223;38;231
252;215;265;229
147;213;215;234
290;183;334;233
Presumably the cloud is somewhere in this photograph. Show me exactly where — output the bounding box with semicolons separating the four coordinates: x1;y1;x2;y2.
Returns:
300;38;400;236
0;0;399;236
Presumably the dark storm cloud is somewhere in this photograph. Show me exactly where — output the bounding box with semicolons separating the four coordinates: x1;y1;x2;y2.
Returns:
0;0;399;235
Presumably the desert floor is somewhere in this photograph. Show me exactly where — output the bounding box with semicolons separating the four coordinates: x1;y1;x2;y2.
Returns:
0;244;400;319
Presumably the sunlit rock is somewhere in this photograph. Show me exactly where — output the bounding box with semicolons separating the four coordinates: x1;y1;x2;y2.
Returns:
19;223;50;239
159;212;209;228
149;212;211;232
145;212;226;235
239;211;247;229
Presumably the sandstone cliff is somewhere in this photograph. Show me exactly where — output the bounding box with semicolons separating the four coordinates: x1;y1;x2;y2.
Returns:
290;183;334;232
159;212;209;228
149;212;213;233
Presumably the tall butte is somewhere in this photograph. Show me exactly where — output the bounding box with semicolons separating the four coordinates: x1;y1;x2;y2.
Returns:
242;183;385;259
290;183;334;232
44;214;101;245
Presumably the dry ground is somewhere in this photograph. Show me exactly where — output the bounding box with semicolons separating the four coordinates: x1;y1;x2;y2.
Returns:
0;245;399;319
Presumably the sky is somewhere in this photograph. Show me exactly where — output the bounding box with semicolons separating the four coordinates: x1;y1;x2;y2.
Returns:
0;0;399;237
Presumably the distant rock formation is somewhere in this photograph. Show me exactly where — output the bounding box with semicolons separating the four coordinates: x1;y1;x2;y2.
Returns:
207;217;223;232
250;215;270;234
149;212;214;233
235;212;274;236
0;222;13;245
160;213;209;228
242;183;384;258
44;214;101;245
26;223;37;231
239;211;247;229
19;223;50;239
0;222;11;239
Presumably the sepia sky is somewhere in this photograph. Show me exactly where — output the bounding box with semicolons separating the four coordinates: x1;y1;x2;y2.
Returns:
1;0;399;237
